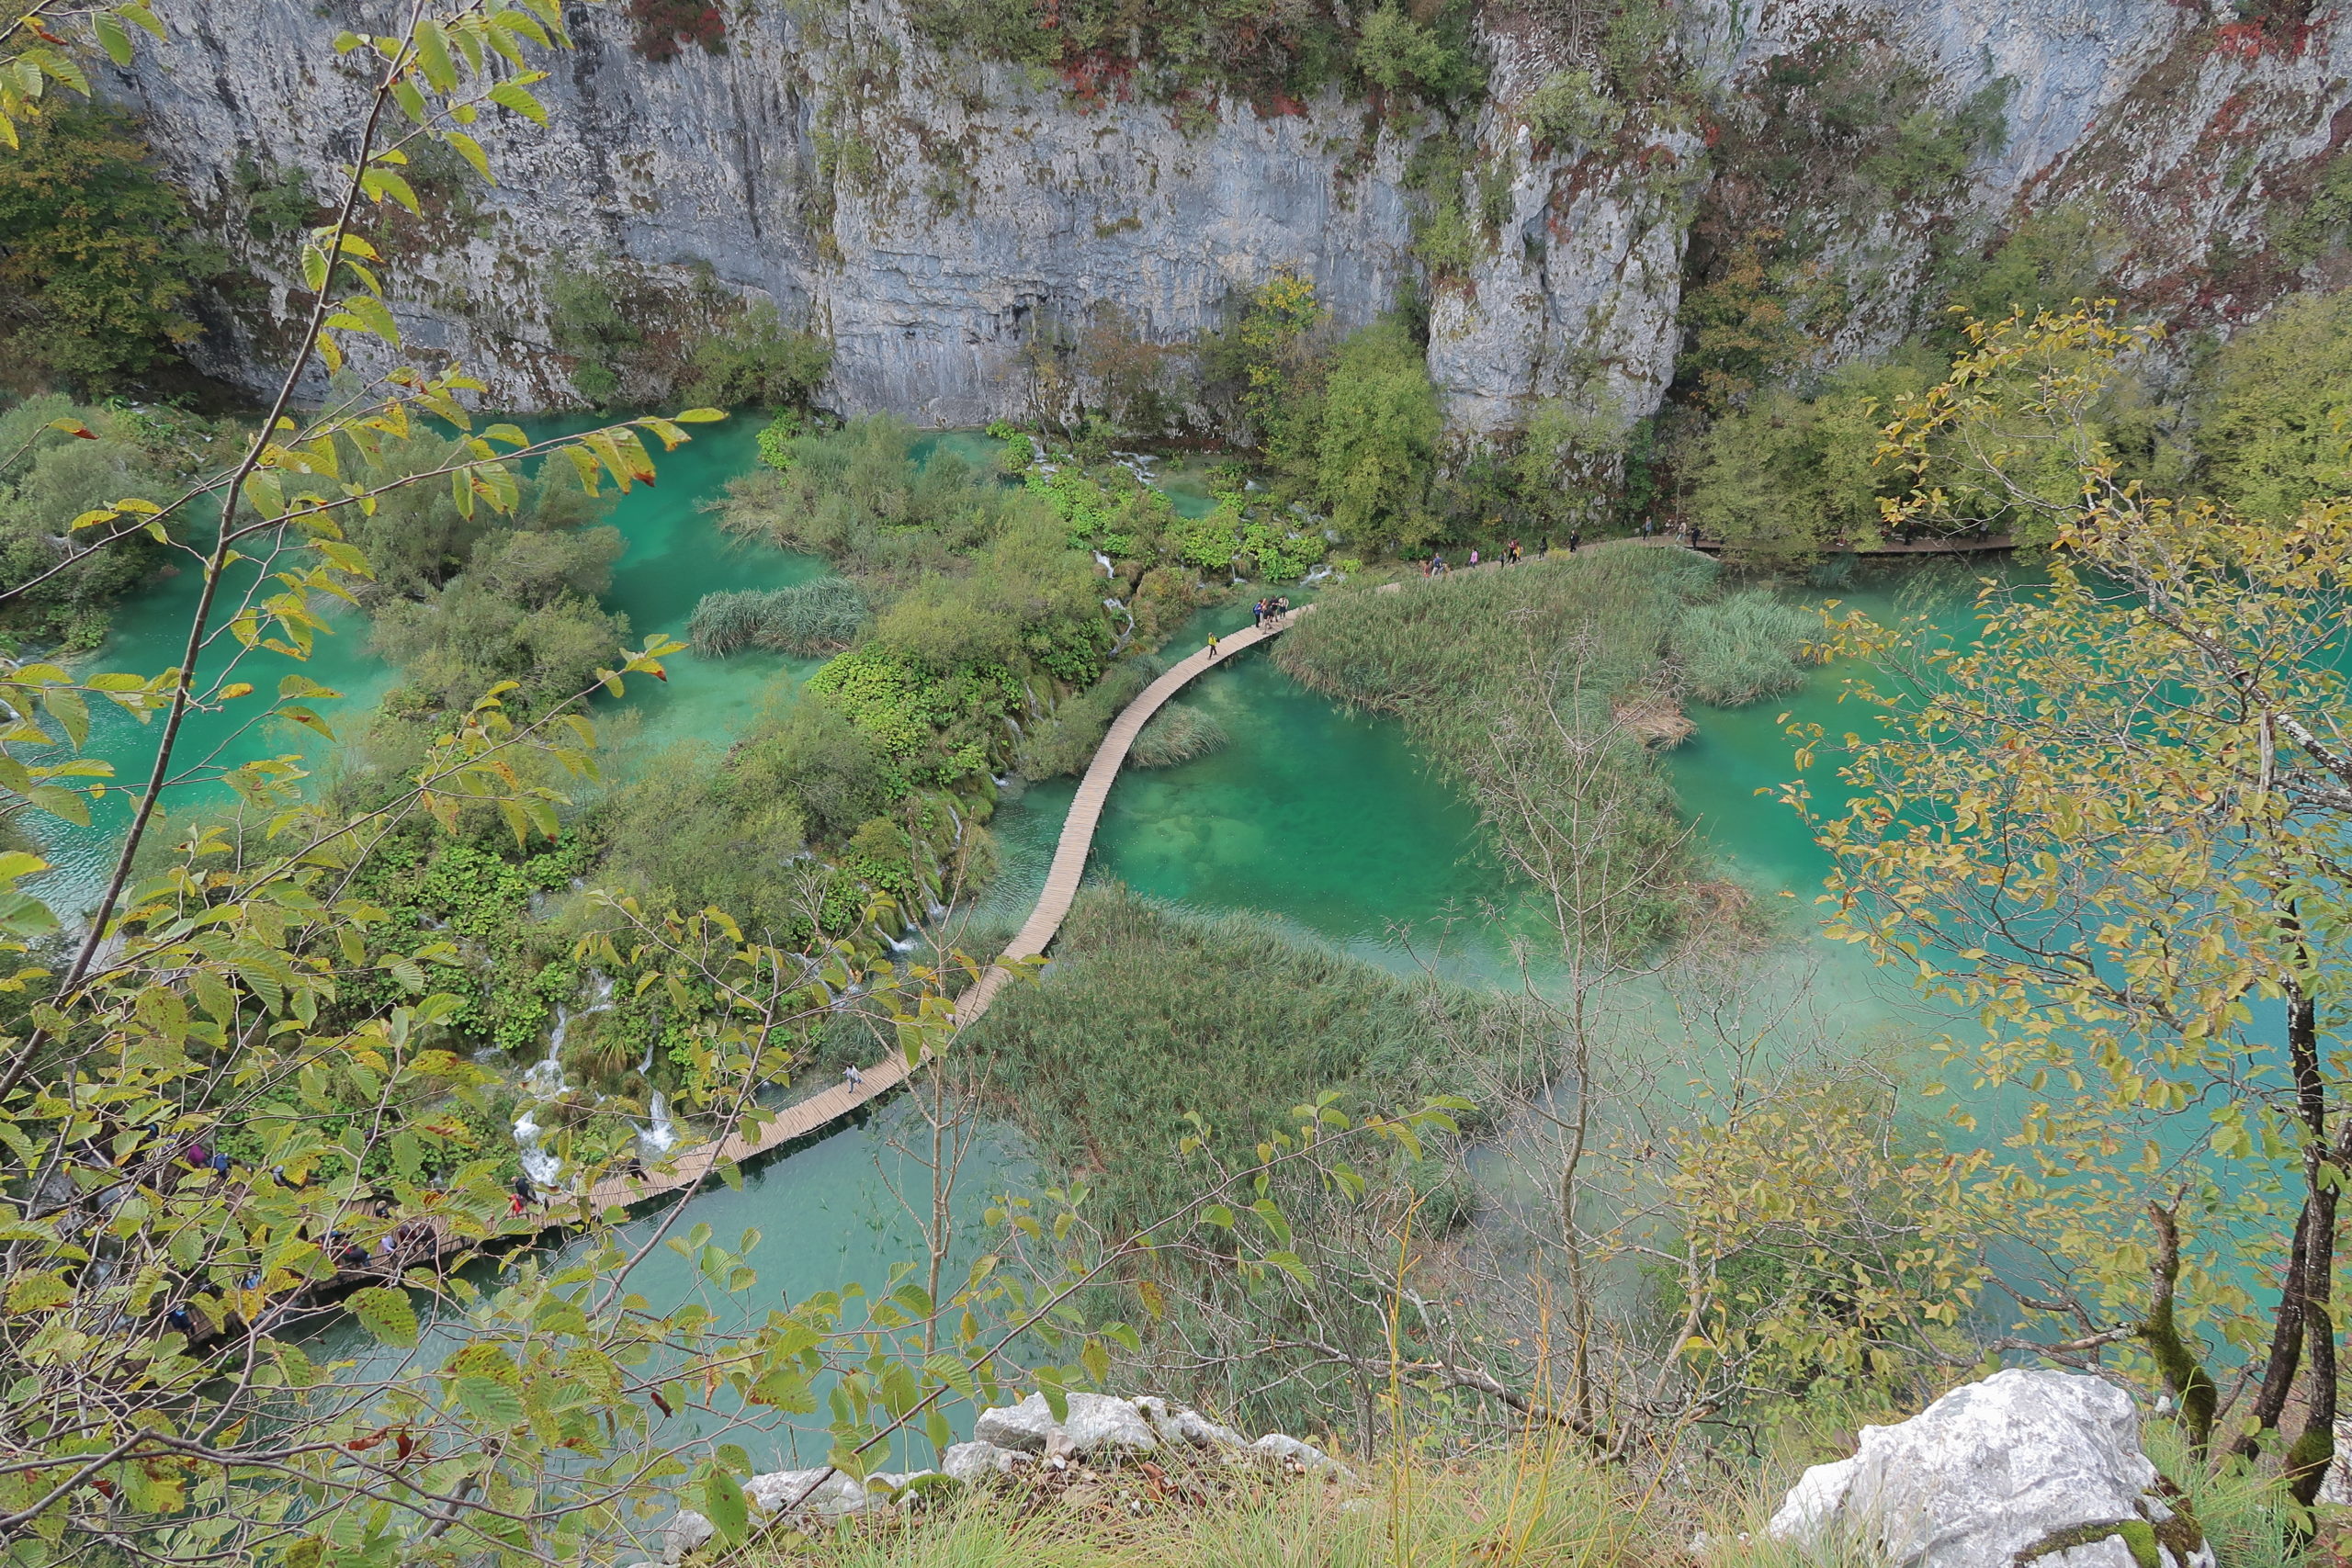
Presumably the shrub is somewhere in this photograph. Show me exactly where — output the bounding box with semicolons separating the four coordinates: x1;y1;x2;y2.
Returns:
688;577;869;657
627;0;726;59
1522;68;1623;150
546;259;643;406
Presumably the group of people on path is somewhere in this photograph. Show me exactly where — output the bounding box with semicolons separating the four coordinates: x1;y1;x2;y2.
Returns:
1249;596;1292;630
1427;536;1544;576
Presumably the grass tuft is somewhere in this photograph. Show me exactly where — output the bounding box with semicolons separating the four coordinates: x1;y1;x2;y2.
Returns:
1130;701;1227;768
690;577;870;658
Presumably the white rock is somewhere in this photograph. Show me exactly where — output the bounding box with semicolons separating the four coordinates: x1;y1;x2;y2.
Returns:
1134;1395;1247;1450
942;1440;1027;1482
973;1393;1159;1457
2319;1417;2352;1506
665;1465;922;1560
1250;1432;1355;1480
1766;1369;2214;1568
662;1512;713;1562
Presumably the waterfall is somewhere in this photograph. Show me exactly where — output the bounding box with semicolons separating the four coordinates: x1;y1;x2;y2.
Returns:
521;1007;571;1097
1093;550;1114;577
511;973;616;1189
514;1111;563;1186
638;1093;677;1157
1002;714;1024;740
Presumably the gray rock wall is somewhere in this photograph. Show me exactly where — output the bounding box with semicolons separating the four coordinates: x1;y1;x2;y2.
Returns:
107;0;2352;429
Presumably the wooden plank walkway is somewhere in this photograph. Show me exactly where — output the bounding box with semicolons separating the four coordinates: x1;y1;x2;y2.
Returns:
573;605;1313;1214
187;607;1316;1347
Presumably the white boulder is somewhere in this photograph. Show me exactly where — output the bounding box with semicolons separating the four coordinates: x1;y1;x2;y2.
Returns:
1250;1432;1355;1480
972;1393;1159;1457
942;1439;1028;1482
663;1466;934;1561
1135;1395;1247;1450
1766;1369;2212;1568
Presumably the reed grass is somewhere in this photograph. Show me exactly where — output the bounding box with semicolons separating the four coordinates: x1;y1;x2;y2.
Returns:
1129;701;1227;768
1274;547;1809;943
1673;590;1815;706
689;577;870;658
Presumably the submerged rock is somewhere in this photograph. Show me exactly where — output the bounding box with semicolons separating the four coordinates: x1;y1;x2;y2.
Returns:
1766;1369;2212;1568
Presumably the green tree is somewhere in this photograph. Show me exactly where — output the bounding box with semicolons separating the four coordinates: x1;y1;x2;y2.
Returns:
0;104;202;393
2198;288;2352;520
682;299;831;409
1792;307;2352;1501
1685;357;1931;560
1313;317;1440;554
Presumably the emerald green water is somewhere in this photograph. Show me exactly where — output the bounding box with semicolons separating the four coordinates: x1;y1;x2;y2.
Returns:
40;423;2000;1465
28;419;822;919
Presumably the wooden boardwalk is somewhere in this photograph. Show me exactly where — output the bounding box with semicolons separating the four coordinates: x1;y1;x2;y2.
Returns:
184;607;1313;1347
575;606;1311;1213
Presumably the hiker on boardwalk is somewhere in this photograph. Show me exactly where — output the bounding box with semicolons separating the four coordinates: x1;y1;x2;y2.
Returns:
1568;529;1583;554
1508;538;1522;564
1206;631;1221;657
1275;595;1291;620
1252;598;1267;627
1468;547;1479;567
844;1063;865;1091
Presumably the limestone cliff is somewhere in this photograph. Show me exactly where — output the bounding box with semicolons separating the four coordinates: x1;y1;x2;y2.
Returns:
105;0;2352;430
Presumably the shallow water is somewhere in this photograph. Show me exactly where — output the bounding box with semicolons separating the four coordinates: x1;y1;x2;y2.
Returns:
42;426;2025;1452
27;417;824;919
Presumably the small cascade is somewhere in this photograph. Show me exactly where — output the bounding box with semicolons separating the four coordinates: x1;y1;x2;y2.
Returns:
1002;714;1024;741
1103;595;1136;656
521;1008;571;1097
514;1111;562;1186
1093;550;1115;577
511;973;616;1189
1303;563;1334;584
638;1093;678;1157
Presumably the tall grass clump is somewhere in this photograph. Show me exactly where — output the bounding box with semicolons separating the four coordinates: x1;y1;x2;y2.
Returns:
688;576;869;657
964;885;1545;1433
1130;700;1227;768
1675;589;1815;705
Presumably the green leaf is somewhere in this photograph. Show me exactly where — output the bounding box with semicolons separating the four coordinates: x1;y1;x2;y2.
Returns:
411;19;458;92
93;14;134;66
700;1468;749;1545
487;81;547;125
348;1286;418;1348
453;1374;523;1428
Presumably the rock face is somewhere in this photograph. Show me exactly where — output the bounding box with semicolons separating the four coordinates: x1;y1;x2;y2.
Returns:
107;1;2352;427
1767;1370;2214;1568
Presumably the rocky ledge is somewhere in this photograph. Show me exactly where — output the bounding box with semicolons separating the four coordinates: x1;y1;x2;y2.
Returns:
661;1393;1351;1562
